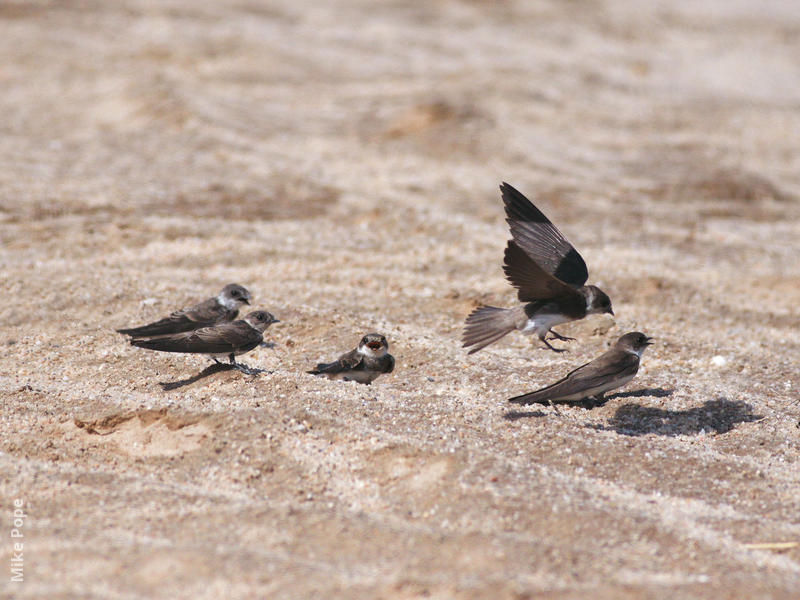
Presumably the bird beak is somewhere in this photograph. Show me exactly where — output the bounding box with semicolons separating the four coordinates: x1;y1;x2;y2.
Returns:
272;318;280;323
608;308;614;316
243;298;251;305
367;342;382;350
644;336;653;345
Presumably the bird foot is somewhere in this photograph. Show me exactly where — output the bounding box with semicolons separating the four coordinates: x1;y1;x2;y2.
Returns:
540;341;568;353
547;330;575;342
231;363;266;376
579;395;608;410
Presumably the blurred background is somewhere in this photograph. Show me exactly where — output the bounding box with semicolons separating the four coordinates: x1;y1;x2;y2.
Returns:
1;1;799;598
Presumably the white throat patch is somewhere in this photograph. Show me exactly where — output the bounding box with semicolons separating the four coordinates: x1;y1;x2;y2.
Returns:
626;346;647;358
219;293;241;310
584;287;595;312
359;344;387;358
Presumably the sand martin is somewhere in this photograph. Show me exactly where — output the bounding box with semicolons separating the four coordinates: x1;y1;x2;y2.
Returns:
129;310;279;373
117;283;252;338
508;332;652;408
463;182;613;353
307;333;395;385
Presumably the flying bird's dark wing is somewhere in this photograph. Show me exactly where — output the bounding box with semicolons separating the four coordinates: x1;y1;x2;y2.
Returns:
117;297;234;337
131;321;261;355
501;182;589;288
508;350;639;405
503;240;584;304
308;349;364;376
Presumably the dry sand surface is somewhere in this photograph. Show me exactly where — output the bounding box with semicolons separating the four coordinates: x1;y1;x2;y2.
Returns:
2;0;800;598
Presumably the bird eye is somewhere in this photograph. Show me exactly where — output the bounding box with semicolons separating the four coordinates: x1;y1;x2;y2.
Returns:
232;290;240;297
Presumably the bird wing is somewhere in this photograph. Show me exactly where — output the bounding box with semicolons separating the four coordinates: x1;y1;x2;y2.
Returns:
132;321;260;354
177;297;233;326
501;182;589;288
310;349;364;375
503;240;584;304
508;350;639;405
118;297;233;337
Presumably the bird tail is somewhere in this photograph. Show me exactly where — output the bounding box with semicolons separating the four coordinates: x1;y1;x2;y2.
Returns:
508;389;553;405
130;337;161;350
116;319;178;338
307;362;333;375
129;336;183;352
462;306;518;354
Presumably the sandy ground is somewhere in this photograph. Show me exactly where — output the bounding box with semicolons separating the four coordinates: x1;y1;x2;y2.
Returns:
1;0;800;598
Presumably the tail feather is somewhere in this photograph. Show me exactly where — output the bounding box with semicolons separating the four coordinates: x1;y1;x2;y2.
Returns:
130;337;168;350
307;361;333;375
508;390;552;405
117;319;185;337
462;306;517;354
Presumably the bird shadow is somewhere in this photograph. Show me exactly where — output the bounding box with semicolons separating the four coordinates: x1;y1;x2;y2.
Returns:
503;409;547;421
158;363;267;391
605;387;674;400
593;397;763;437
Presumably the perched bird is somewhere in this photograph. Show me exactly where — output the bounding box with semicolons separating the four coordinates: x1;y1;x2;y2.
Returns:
308;333;395;385
117;283;252;338
129;310;279;373
463;183;613;353
508;332;652;408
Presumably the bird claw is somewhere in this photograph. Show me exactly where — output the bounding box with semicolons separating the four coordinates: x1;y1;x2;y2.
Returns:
547;330;575;342
231;362;266;376
540;339;568;353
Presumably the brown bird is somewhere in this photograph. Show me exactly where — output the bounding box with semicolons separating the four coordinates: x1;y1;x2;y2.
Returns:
463;183;613;353
308;333;395;385
508;332;652;408
130;310;278;374
117;283;252;337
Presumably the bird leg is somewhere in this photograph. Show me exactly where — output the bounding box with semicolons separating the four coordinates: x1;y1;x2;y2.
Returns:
226;353;256;375
547;329;575;342
539;336;567;353
580;393;607;410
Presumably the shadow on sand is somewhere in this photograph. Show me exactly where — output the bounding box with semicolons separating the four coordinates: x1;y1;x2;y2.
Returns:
503;409;548;421
597;397;763;436
159;362;267;391
605;387;674;401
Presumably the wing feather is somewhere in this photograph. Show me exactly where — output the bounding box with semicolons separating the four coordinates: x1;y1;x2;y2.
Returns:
503;240;582;303
132;321;261;354
310;349;364;375
509;351;639;405
501;182;589;288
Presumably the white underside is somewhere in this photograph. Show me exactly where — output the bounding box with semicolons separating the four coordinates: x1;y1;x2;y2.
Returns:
325;370;380;384
520;313;572;338
210;350;248;360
